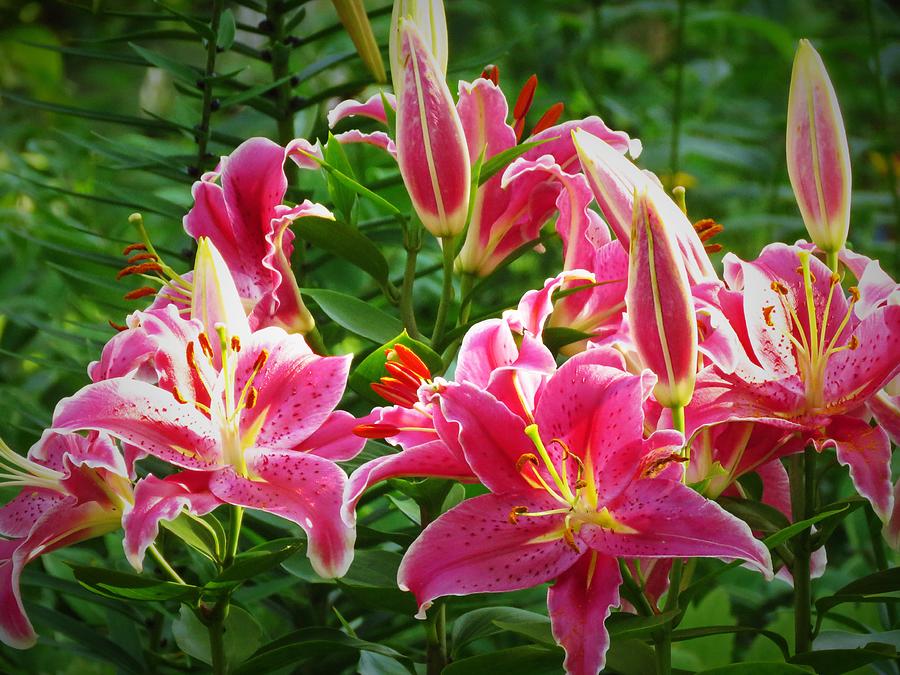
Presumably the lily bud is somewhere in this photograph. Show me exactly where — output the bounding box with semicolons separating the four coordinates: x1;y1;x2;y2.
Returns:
332;0;387;83
192;237;250;340
390;0;448;95
573;128;717;284
627;190;697;409
786;39;851;255
395;19;470;237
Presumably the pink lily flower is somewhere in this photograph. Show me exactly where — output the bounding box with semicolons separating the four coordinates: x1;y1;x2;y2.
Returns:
686;243;900;525
398;353;772;675
52;239;363;578
626;189;698;409
390;0;448;95
786;40;852;255
145;137;334;335
345;307;558;522
573;128;717;284
394;19;470;237
0;431;132;648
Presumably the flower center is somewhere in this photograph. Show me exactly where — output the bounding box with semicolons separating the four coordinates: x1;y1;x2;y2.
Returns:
764;250;859;411
507;424;633;553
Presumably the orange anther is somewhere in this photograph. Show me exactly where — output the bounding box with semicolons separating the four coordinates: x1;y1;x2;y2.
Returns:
771;281;789;295
108;319;128;332
848;286;860;303
127;252;157;264
516;453;539;472
122;243;147;255
123;286;158;301
197;333;215;360
231;336;242;353
116;262;163;280
847;335;859;350
513;75;537;120
353;422;400;439
246;386;259;409
508;505;528;524
531;102;564;136
762;305;776;327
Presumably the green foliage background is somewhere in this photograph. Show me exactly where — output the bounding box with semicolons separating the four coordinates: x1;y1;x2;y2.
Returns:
0;1;897;673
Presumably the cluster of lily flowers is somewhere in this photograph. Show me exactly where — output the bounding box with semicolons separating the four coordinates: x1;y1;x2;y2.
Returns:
2;3;898;674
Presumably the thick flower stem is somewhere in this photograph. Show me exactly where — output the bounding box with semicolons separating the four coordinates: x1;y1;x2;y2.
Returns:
825;249;839;273
789;448;816;654
195;0;225;175
209;612;227;675
224;505;244;568
431;236;457;348
458;273;475;327
207;505;244;674
865;507;898;627
653;631;672;675
425;601;448;675
401;222;423;339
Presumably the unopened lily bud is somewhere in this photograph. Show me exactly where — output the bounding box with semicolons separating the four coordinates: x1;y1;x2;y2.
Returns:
390;0;448;95
332;0;387;83
627;190;698;409
573;128;717;284
786;39;851;255
395;20;470;237
192;237;250;340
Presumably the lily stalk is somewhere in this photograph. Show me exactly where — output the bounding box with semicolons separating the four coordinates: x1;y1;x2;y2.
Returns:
786;39;851;269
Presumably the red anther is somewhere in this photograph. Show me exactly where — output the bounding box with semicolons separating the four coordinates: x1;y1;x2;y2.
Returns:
531;102;564;136
108;319;128;332
384;361;425;390
197;333;215;359
127;252;158;264
703;243;723;254
252;349;269;372
122;243;147;255
762;305;776;327
770;281;789;295
693;218;724;242
246;386;259;409
480;64;500;85
186;342;200;373
231;336;242;353
391;344;431;380
116;262;164;280
371;380;419;408
638;450;687;479
508;505;528;524
353;422;401;439
123;286;158;301
513;75;538;120
172;386;189;404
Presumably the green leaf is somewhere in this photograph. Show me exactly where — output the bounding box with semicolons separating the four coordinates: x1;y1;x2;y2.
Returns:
294;216;392;290
478;137;555;185
789;645;898;675
324;133;358;224
493;615;554;645
72;566;200;603
672;625;790;660
172;605;263;667
451;607;551;656
217;8;236;50
154;1;216;40
232;627;414;675
219;74;294;108
443;646;562;675
28;605;146;674
349;330;443;403
206;538;303;589
303;288;402;343
299;151;402;216
605;610;681;641
696;665;813;675
718;496;791;534
160;511;225;563
814;566;900;632
129;42;201;84
542;326;594;353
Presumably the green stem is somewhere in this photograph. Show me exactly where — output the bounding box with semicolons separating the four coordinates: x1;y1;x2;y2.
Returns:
305;326;328;355
268;0;297;182
825;249;839;273
401;222;423;339
147;544;187;585
789;448;815;654
669;0;687;179
209;612;227;675
670;405;685;434
653;630;672;675
458;273;475;326
865;506;898;628
425;601;447;675
196;0;225;175
431;236;457;347
206;505;244;674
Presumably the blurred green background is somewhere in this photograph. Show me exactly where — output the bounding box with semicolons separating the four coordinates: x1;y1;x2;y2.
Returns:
0;0;897;447
0;2;897;673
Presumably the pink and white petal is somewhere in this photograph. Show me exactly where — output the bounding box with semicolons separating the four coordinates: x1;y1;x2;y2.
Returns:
524;117;637;173
370;404;441;450
397;492;582;617
548;551;622;675
585;478;773;578
884;480;900;550
285;137;324;170
439;382;535;493
327;92;395;127
88;316;158;382
332;130;397;158
823;305;900;413
295;411;366;461
212;450;355;578
455;319;522;388
343;440;473;523
122;471;221;570
236;329;349;449
52;378;221;470
816;416;893;522
457;78;516;165
0;539;35;649
505;271;595;339
869;388;900;445
0;489;65;538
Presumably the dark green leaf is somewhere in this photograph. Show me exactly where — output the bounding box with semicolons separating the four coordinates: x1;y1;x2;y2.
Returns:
161;511;225;563
451;607;551;656
718;496;791;534
72;566;200;603
605;610;681;641
697;665;813;675
672;625;790;659
294;216;392;289
324;133;358;224
542;326;595;353
303;288;402;343
129;42;201;84
443;645;562;675
217;8;236;50
172;605;263;666
207;538;302;588
789;645;898;675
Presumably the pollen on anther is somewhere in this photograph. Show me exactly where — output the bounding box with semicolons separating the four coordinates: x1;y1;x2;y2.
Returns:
508;506;528;525
231;336;242;353
252;349;269;372
848;286;860;303
246;386;259;409
516;453;539;472
762;305;776;327
172;386;188;404
848;335;859;350
124;286;158;301
122;243;147;255
198;333;215;359
770;281;789;295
